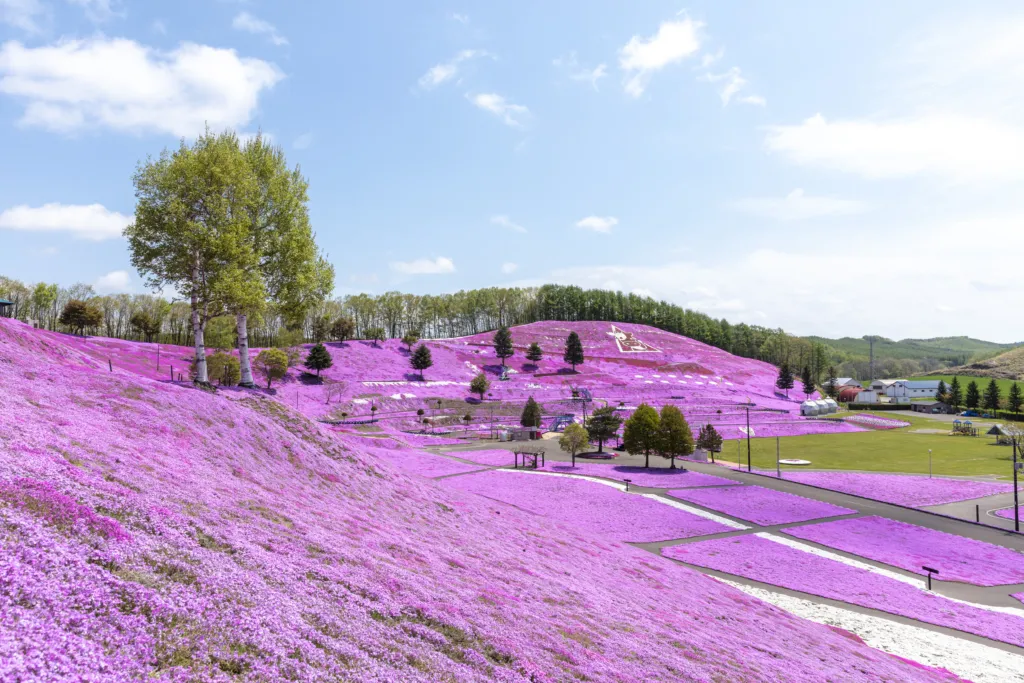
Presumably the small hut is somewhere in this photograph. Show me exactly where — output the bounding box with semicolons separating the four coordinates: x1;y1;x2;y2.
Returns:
0;298;13;317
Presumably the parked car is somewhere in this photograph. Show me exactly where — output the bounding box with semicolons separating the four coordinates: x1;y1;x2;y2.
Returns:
961;410;978;417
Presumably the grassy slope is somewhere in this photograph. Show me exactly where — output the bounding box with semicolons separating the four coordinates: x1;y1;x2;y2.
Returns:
806;335;1016;363
0;318;954;682
917;374;1023;397
933;346;1024;381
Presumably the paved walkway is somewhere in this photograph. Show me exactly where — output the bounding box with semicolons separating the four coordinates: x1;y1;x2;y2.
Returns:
428;439;1024;654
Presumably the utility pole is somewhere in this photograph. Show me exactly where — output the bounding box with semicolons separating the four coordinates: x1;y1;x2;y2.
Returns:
746;406;752;473
1014;437;1020;533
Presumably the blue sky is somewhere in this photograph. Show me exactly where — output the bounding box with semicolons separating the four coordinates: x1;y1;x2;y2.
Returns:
1;1;1023;342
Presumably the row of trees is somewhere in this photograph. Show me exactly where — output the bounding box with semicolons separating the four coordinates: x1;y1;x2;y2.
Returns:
492;326;585;370
936;377;1023;413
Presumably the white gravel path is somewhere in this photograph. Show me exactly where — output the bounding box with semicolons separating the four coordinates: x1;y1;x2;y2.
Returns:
720;578;1024;683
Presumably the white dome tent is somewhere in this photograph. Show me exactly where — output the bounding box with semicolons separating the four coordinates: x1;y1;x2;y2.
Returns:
800;400;820;416
823;398;839;413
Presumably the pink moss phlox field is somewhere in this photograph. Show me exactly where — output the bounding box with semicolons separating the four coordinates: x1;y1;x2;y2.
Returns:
441;449;519;467
441;470;734;542
667;485;856;525
778;472;1014;507
0;318;967;682
540;462;740;489
994;506;1021;520
664;535;1024;648
782;516;1024;586
843;414;911;429
360;446;485;479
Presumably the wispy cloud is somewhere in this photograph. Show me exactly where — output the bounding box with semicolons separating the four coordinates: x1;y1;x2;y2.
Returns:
574;216;618;233
468;93;530;128
450;12;469;25
619;17;702;97
733;189;866;221
501;262;518;274
0;203;129;240
67;0;121;23
699;66;765;106
293;132;313;149
232;11;288;46
553;52;607;90
390;257;456;275
0;0;47;32
417;49;490;90
491;214;527;233
94;269;131;294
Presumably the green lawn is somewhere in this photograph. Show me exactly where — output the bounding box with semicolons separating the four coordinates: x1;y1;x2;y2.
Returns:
723;415;1020;479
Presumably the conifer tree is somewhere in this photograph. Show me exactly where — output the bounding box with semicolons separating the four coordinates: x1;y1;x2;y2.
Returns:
657;405;694;469
410;343;433;380
1008;382;1023;414
587;406;623;453
623;403;660;468
696;424;723;455
983;379;1002;412
493;326;514;366
965;380;981;409
800;365;814;399
304;342;333;377
776;362;794;397
526;342;543;364
520;396;542;428
936;380;948;405
824;366;838;399
564;331;584;371
948;376;963;411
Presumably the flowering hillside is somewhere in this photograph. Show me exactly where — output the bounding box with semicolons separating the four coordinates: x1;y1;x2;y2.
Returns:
23;319;858;440
0;317;958;681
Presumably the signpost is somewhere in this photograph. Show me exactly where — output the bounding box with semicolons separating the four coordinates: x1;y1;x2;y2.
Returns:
922;566;939;591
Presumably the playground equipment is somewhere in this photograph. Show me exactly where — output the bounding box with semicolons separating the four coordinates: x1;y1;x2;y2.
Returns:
951;419;978;437
550;415;575;432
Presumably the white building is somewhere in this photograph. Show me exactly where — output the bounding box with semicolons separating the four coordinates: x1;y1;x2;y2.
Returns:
902;380;943;398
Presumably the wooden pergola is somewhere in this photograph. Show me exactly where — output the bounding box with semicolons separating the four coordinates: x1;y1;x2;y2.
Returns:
0;299;13;318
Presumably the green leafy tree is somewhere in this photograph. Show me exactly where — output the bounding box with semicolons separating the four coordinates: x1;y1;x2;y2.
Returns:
1008;382;1023;414
936;379;948;405
206;352;240;386
310;316;330;343
559;422;590;467
983;379;1002;412
469;373;490;400
493;326;514;366
948;376;963;411
58;300;102;336
526;342;543;365
410;343;433;380
824;366;838;399
330;317;355;342
657;404;694;469
776;362;795;397
366;327;386;347
800;365;814;399
520;396;542;428
563;331;584;371
304;342;333;377
129;311;162;343
253;348;289;388
623;403;660;468
965;380;981;409
401;330;421;352
587;406;623;453
235;133;334;388
127;129;261;386
696;423;723;455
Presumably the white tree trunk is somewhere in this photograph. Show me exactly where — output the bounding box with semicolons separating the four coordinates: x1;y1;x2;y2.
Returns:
191;264;208;385
237;313;255;387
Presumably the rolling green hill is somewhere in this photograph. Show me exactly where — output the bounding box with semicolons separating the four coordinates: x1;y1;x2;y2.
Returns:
805;335;1017;365
935;345;1024;381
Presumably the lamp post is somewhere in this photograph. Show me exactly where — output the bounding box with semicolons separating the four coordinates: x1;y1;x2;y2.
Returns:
928;449;932;479
1013;437;1020;533
745;402;752;473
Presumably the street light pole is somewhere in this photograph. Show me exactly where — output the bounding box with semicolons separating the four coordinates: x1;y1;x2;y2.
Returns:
746;405;752;473
928;449;932;479
1013;437;1020;533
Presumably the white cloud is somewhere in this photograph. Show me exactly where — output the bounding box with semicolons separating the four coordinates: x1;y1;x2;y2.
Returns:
763;113;1024;182
152;19;166;34
491;214;526;233
619;17;702;97
574;216;618;233
468;93;530;128
293;132;313;149
553;52;607;90
67;0;120;23
418;49;490;90
232;11;288;46
0;0;45;32
390;257;455;275
501;262;518;274
699;66;764;106
699;48;724;68
0;203;129;240
451;13;469;25
733;189;866;221
94;270;131;294
0;38;282;137
547;210;1024;340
